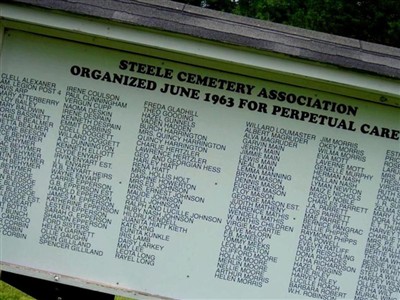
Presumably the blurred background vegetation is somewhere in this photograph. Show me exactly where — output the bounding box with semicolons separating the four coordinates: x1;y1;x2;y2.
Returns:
1;280;34;300
173;0;400;48
0;280;131;300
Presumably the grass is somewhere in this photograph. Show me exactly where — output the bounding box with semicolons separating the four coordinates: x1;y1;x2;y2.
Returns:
0;281;34;300
0;280;132;300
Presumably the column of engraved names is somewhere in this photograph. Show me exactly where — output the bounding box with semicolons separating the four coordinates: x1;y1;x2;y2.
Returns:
215;122;315;288
355;150;400;299
0;73;58;239
116;101;225;266
289;137;371;299
39;86;126;256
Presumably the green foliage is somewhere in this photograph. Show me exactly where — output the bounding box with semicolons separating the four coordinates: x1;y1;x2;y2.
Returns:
0;280;34;300
0;280;133;300
174;0;400;47
206;0;236;11
115;296;133;300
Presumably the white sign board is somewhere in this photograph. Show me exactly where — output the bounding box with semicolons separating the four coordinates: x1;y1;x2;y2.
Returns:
1;30;399;299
